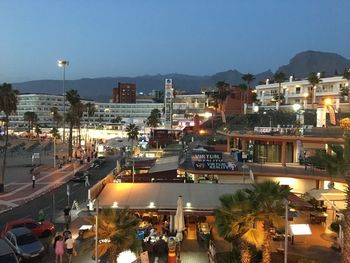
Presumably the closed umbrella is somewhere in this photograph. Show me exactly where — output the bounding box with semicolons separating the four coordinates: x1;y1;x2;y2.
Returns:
175;195;185;241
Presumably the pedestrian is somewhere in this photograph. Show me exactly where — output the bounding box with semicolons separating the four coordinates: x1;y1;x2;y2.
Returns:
154;236;168;263
84;173;90;187
32;174;36;188
55;235;64;263
65;234;74;263
38;209;45;223
63;227;72;242
64;206;71;229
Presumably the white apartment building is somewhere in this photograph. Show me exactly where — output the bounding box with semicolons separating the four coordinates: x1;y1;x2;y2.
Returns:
6;93;206;127
256;76;349;108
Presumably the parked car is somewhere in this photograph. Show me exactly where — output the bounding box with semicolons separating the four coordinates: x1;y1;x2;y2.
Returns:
73;170;91;181
3;218;55;238
2;227;45;261
0;238;19;263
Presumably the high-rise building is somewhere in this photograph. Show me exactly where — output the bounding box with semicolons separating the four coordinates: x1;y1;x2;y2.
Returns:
112;82;136;103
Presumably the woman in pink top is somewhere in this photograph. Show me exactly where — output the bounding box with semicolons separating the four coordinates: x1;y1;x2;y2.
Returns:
55;235;64;263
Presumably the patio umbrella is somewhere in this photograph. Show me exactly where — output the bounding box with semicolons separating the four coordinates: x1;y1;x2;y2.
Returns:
175;195;185;241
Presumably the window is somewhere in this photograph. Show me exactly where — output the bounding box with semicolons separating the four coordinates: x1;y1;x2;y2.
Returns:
296;87;301;94
25;223;38;229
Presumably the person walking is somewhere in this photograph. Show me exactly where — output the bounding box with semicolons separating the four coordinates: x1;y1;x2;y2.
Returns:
65;234;74;263
55;235;64;263
64;207;71;229
84;173;90;187
32;174;36;188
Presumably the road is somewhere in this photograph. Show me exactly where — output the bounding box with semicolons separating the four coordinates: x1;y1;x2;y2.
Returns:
0;154;118;262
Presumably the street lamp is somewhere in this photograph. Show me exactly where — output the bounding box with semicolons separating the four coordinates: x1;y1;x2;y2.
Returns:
57;60;69;143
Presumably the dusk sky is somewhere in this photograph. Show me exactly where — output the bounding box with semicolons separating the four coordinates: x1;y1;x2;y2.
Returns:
1;0;350;83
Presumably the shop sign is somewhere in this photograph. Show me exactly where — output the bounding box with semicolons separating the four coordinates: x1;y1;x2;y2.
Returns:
194;161;236;171
191;151;223;162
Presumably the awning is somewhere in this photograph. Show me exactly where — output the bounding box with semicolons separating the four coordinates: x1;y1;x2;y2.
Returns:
288;193;313;210
307;188;346;201
96;183;249;212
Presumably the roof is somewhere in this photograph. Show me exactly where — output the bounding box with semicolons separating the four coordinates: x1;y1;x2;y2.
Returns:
9;227;32;236
307;188;346;201
96;183;249;212
288;193;313;209
0;239;15;256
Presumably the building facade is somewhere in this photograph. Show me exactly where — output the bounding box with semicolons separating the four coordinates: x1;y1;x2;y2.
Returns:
112;82;136;103
4;93;207;128
255;76;349;107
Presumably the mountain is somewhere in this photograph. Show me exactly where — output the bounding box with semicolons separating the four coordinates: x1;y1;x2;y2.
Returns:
12;50;350;102
13;72;270;102
277;50;350;78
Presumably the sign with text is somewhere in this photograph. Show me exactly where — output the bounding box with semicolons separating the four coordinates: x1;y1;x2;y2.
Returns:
194;161;236;171
191;151;223;162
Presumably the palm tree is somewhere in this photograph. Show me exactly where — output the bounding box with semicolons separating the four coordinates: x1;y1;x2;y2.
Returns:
85;102;96;127
343;69;350;102
74;101;85;147
216;190;263;263
242;74;255;113
246;181;290;263
83;208;141;262
0;83;19;193
309;134;350;263
239;84;248;113
23;111;38;138
125;123;139;155
308;72;322;105
146;109;161;128
274;72;286;109
50;106;62;128
65;89;81;157
215;81;230;111
34;124;42;141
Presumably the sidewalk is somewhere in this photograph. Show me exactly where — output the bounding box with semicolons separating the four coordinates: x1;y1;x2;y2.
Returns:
0;161;89;214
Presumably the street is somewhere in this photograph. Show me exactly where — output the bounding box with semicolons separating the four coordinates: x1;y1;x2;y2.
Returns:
0;154;118;262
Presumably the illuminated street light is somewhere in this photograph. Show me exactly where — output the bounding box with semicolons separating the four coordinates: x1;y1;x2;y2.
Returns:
57;60;69;143
204;112;212;118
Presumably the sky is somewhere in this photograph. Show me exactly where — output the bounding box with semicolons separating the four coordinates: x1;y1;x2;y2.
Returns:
1;0;350;83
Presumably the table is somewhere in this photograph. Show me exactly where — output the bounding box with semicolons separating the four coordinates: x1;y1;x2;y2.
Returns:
310;211;327;224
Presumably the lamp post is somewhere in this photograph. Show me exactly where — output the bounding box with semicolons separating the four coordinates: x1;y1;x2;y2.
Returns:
95;199;99;263
284;199;289;263
57;60;69;143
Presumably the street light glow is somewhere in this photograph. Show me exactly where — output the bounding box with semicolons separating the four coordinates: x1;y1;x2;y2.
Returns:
324;98;332;106
57;60;69;67
293;104;301;112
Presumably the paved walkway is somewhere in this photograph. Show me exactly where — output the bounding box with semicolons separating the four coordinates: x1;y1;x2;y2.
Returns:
0;162;89;214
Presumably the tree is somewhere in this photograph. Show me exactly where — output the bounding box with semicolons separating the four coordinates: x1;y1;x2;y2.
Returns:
50;106;62;128
309;134;350;263
242;74;255;113
111;116;122;123
274;72;286;109
65;90;81;157
83;208;141;262
239;84;248;113
146;109;161;128
0;83;19;193
215;81;230;111
342;69;350;102
245;181;290;263
35;124;42;141
125;123;139;154
343;69;350;81
216;190;263;263
23;111;38;138
85;102;96;125
308;72;322;105
50;127;61;140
